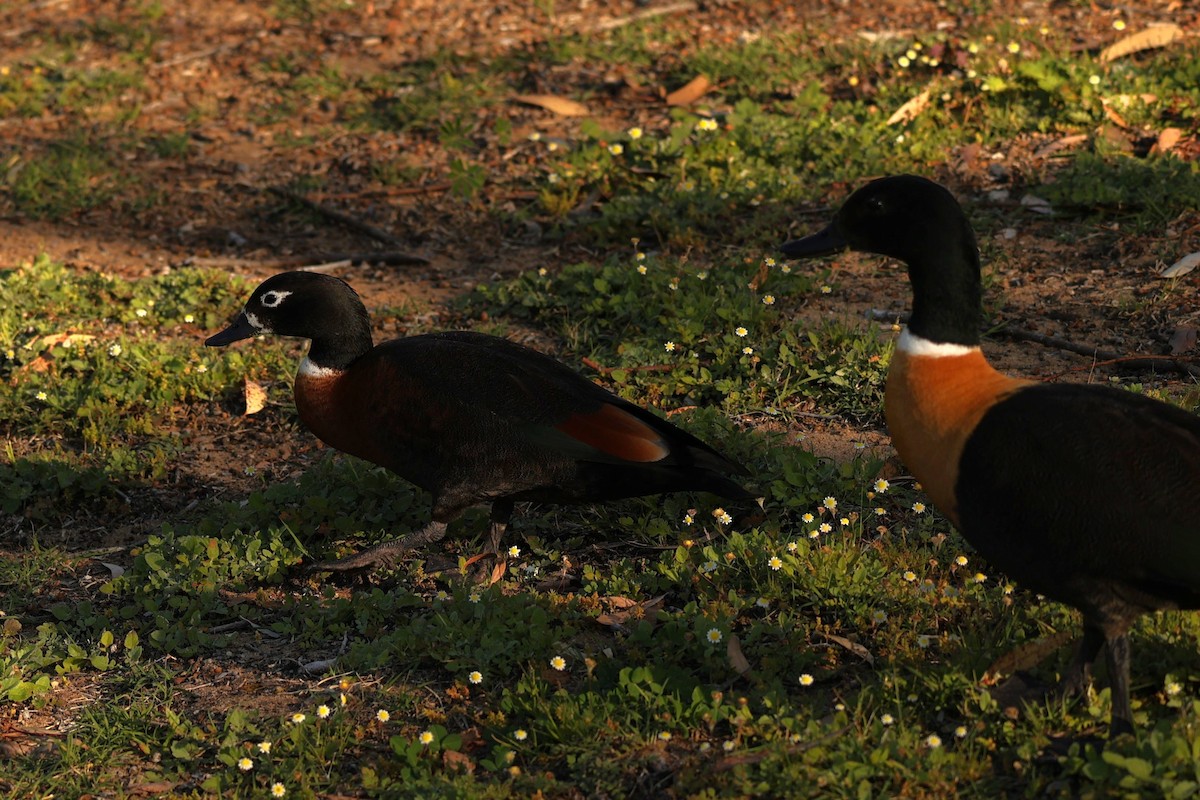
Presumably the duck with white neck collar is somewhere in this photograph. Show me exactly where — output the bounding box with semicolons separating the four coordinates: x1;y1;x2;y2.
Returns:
782;174;1200;737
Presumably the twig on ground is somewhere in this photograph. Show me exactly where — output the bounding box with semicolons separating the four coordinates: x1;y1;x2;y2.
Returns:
587;1;698;33
312;183;453;200
580;357;675;374
864;309;1200;378
267;186;408;249
186;250;428;270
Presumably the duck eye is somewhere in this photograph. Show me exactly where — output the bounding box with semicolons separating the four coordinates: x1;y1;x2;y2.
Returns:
864;196;886;214
260;290;292;308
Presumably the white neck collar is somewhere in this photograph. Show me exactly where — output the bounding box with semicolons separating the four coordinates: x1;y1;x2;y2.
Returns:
896;328;978;358
298;357;342;378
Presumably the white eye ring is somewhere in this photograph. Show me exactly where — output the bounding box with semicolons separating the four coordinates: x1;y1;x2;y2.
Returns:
260;290;292;308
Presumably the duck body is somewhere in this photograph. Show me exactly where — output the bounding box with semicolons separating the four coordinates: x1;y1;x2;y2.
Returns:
206;271;753;575
782;175;1200;735
292;329;753;514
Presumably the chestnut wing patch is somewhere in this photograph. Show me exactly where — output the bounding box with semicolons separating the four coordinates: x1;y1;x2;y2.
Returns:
554;403;670;463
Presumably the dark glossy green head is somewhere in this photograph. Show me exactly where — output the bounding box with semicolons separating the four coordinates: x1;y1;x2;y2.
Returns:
782;175;983;346
205;271;373;369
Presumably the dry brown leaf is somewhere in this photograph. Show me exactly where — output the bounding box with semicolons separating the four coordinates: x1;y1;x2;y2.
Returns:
21;356;52;373
37;333;96;349
982;629;1075;681
726;633;752;676
747;260;769;291
1099;23;1184;63
595;595;664;629
1169;326;1198;355
665;74;711;106
886;89;931;126
1153;127;1183;153
823;633;873;664
1162;251;1200;279
511;94;590;117
1033;133;1089;158
1102;102;1130;128
442;749;475;773
534;574;574;592
243;378;267;415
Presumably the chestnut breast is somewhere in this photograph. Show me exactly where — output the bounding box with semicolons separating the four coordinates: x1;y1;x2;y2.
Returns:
885;347;1031;526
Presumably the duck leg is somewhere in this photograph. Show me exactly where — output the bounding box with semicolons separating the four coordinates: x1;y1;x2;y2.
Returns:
308;520;449;575
484;500;514;556
1057;625;1105;699
468;500;514;584
1105;633;1134;736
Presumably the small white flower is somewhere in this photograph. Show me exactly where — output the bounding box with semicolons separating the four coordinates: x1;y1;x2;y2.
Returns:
706;628;723;644
468;670;483;685
627;127;643;140
798;673;814;687
514;729;528;741
238;757;253;771
183;314;195;323
881;713;894;726
508;545;521;558
550;656;567;671
108;343;122;356
135;308;148;318
608;143;624;156
925;734;942;748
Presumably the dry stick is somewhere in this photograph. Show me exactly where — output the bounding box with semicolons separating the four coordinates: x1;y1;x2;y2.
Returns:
312;182;453;201
267;186;415;252
865;309;1200;379
187;250;429;269
587;0;698;32
580;356;675;374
